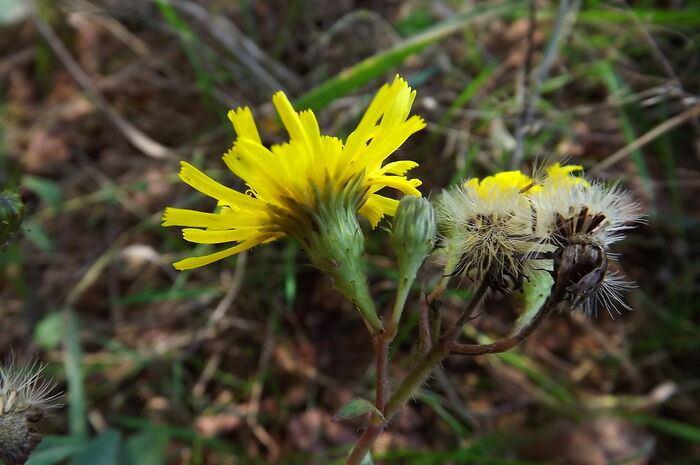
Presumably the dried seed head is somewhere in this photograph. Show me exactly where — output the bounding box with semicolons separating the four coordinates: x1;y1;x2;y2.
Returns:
0;410;44;465
0;359;61;465
532;179;642;248
529;171;643;316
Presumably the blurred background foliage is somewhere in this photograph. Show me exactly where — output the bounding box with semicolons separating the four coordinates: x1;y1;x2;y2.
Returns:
0;0;699;464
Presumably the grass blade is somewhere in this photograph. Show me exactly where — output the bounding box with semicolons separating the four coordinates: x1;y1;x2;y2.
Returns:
294;1;526;111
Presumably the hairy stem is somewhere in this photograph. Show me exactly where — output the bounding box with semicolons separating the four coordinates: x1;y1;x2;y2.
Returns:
344;282;490;464
386;276;414;341
374;332;389;412
450;297;556;355
418;293;433;356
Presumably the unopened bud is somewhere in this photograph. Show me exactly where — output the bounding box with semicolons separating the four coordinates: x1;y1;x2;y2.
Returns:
390;196;436;282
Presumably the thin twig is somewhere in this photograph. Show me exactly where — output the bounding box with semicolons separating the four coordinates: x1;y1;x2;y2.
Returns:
618;0;700;138
162;0;301;92
590;103;700;174
246;302;281;461
443;281;490;342
510;0;581;169
28;1;177;159
0;48;34;78
511;0;538;168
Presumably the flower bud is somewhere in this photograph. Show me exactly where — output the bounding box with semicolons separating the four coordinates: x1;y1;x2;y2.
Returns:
390;196;436;283
0;191;24;251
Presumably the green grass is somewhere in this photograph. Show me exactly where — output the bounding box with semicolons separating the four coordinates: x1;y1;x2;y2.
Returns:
5;0;700;463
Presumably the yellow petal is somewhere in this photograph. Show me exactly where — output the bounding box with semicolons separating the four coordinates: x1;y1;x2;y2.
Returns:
182;227;266;244
359;194;399;227
179;161;260;208
380;160;419;176
228;107;261;144
272;91;309;148
173;234;278;270
367;176;422;196
162;207;232;228
363;116;426;168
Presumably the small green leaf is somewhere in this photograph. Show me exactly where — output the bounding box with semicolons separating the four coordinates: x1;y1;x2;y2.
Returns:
23;220;54;252
68;430;121;465
333;398;385;423
34;311;64;350
360;452;373;465
513;270;553;334
123;429;169;465
26;436;85;465
22;175;63;210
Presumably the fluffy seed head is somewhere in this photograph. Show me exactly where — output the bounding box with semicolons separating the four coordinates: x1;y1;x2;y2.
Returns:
436;171;539;291
0;359;61;465
529;165;643;316
531;178;642;248
435;162;642;317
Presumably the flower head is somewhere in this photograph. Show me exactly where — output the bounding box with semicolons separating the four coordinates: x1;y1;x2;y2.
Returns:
435;162;641;316
163;75;425;270
0;358;61;465
436;169;540;292
530;175;643;316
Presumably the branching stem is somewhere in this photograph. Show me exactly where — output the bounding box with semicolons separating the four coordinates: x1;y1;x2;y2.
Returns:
344;279;563;465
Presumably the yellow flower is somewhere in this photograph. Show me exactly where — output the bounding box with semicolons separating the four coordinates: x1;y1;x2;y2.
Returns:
436;163;588;291
464;170;534;198
539;162;588;189
163;75;425;270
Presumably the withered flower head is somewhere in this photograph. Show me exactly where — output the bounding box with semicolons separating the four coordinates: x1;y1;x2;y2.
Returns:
0;358;61;465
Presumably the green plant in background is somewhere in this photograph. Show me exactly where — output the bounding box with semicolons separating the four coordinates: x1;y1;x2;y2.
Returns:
0;191;24;253
161;76;643;464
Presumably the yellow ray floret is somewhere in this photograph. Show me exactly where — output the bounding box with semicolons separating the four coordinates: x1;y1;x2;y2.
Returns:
464;170;534;198
163;75;426;270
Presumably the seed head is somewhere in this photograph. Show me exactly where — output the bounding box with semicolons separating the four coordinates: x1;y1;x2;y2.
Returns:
529;170;643;316
436;171;539;292
0;358;61;465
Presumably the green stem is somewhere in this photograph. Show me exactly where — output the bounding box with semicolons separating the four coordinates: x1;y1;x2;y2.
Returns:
384;343;450;418
386;276;414;341
352;278;384;334
386;281;489;417
344;282;489;464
